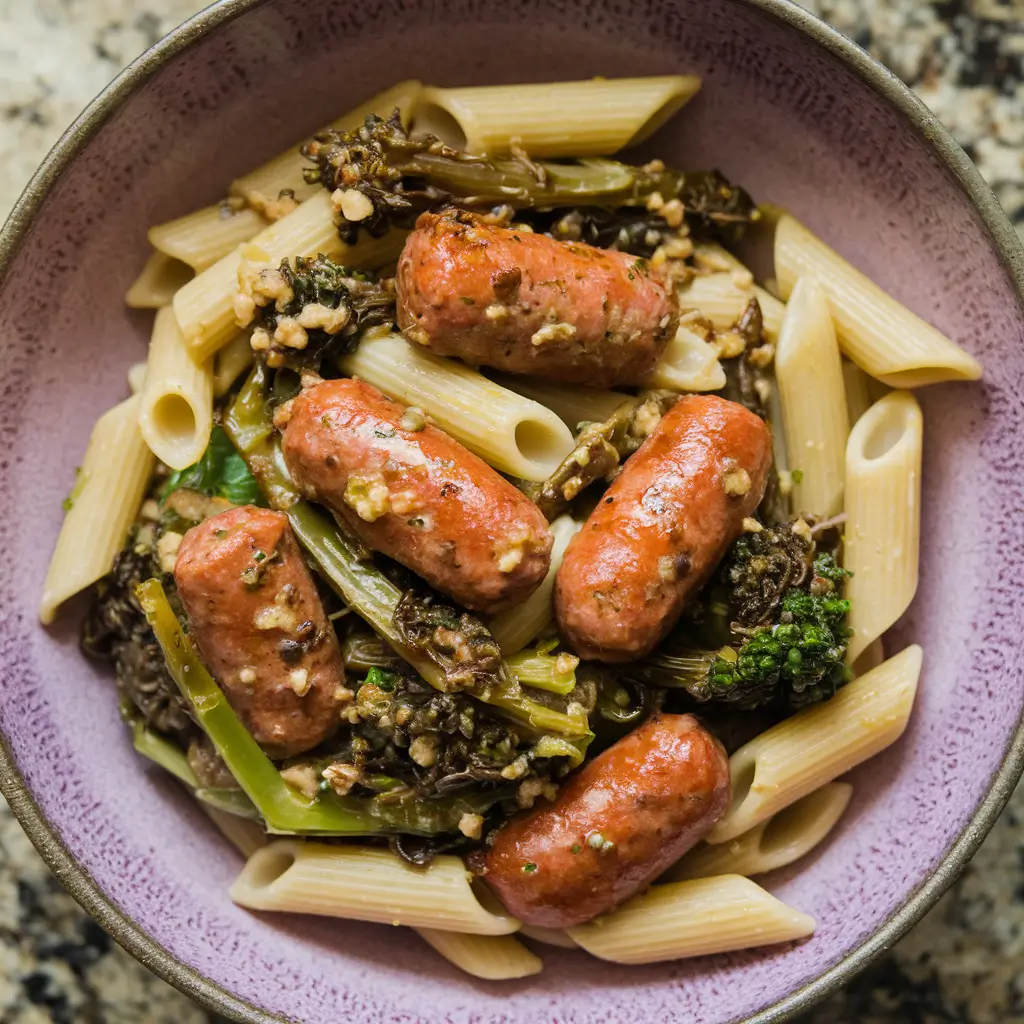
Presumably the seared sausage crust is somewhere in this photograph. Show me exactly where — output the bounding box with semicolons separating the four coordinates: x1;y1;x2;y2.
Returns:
281;378;553;614
555;395;773;661
396;209;677;388
174;506;343;758
479;713;730;928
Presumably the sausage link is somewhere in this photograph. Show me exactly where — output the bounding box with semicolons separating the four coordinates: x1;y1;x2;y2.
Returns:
174;506;343;759
479;714;729;928
396;209;677;388
281;378;553;615
555;395;773;661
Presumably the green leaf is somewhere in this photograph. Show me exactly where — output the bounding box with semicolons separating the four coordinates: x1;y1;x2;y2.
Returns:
162;426;264;506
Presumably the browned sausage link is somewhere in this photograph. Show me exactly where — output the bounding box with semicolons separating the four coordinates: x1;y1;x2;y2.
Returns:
555;395;773;662
478;714;729;928
174;506;344;759
395;209;677;388
281;378;553;615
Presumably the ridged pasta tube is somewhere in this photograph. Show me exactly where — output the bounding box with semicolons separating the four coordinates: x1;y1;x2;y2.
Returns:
411;77;700;157
774;214;982;386
645;324;726;391
417;931;542;979
776;277;849;517
665;783;852;882
40;394;154;624
687;243;786;340
212;332;254;397
567;875;814;963
489;375;630;429
707;645;922;844
148;203;269;271
340;332;574;480
843;390;923;663
138;307;214;470
842;358;873;428
518;925;579;949
230;840;520;935
124;250;193;309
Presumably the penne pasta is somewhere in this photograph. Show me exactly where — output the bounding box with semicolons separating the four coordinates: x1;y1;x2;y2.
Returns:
411;76;700;157
689;243;787;341
567;875;814;964
853;637;886;677
645;324;726;391
665;783;853;882
774;214;982;386
417;930;542;980
340;332;574;481
230;840;520;935
489;375;631;430
489;516;581;655
518;924;579;949
148;202;269;272
213;332;255;397
40;394;155;624
842;358;873;428
201;806;268;859
843;391;923;663
138;307;214;471
127;361;148;395
707;645;922;844
230;80;422;215
775;276;849;517
125;250;193;309
173;191;406;362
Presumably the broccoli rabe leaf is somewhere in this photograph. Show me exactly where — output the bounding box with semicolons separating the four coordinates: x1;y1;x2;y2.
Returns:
162;426;263;506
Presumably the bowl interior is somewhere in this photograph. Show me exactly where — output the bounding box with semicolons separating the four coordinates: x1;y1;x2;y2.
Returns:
1;1;1023;1022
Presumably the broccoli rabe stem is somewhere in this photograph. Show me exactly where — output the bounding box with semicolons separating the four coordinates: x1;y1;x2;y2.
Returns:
223;366;589;740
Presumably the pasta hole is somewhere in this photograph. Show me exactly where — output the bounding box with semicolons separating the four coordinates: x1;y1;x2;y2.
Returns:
471;878;508;917
514;418;564;475
861;408;912;460
245;845;296;890
728;760;756;818
758;800;810;858
152;394;198;447
410;103;468;151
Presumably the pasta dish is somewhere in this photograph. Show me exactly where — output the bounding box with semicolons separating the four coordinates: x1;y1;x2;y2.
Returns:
40;76;981;979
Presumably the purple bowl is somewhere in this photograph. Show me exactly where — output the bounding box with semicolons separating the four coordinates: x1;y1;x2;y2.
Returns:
1;1;1023;1021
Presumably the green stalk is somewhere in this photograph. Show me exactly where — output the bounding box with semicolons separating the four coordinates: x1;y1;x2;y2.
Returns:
129;720;198;787
506;650;578;696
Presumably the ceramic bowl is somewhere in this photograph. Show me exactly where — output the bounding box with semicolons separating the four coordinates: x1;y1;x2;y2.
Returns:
1;1;1022;1022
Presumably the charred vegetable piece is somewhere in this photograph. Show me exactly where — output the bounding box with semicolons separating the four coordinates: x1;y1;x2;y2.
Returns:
301;112;756;245
724;521;815;627
524;391;679;521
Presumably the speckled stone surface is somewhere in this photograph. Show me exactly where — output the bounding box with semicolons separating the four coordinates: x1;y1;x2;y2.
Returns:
0;1;1021;1022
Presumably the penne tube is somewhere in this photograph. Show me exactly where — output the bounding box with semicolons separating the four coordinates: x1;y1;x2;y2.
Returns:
230;840;520;935
213;332;255;397
489;375;631;430
689;243;786;341
645;324;726;391
230;80;422;215
518;924;579;949
774;214;982;386
665;782;853;882
775;277;849;517
173;191;406;362
200;805;268;859
148;202;269;272
842;358;873;428
707;644;922;844
853;637;886;677
411;76;700;157
417;930;542;980
40;395;155;624
843;391;923;663
340;332;574;481
489;515;581;655
138;307;214;471
125;250;193;309
127;362;148;395
567;875;814;964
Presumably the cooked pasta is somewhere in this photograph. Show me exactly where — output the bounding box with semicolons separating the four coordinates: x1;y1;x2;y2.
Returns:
775;276;849;517
489;375;631;429
201;807;268;859
417;930;542;980
689;243;787;340
774;214;983;386
126;362;147;395
645;324;727;391
340;332;574;480
708;645;922;844
40;394;154;624
173;192;406;362
843;391;923;664
138;307;214;470
149;202;269;272
842;358;874;428
125;250;193;309
489;515;581;654
410;76;700;157
665;782;853;882
230;841;520;935
518;925;579;949
230;80;422;215
567;875;814;964
212;332;255;397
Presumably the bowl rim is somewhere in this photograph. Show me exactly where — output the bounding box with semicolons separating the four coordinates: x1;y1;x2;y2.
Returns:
1;1;1022;1021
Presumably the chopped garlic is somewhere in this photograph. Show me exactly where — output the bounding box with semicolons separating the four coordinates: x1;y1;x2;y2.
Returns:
288;668;311;696
156;531;183;573
458;813;484;839
409;735;439;768
343;472;391;522
723;466;752;497
530;322;576;347
280;764;320;799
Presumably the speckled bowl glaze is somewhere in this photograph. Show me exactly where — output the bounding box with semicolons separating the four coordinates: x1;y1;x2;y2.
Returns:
1;1;1022;1022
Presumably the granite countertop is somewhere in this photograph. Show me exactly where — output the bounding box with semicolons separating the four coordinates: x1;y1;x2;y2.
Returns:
0;1;1022;1022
